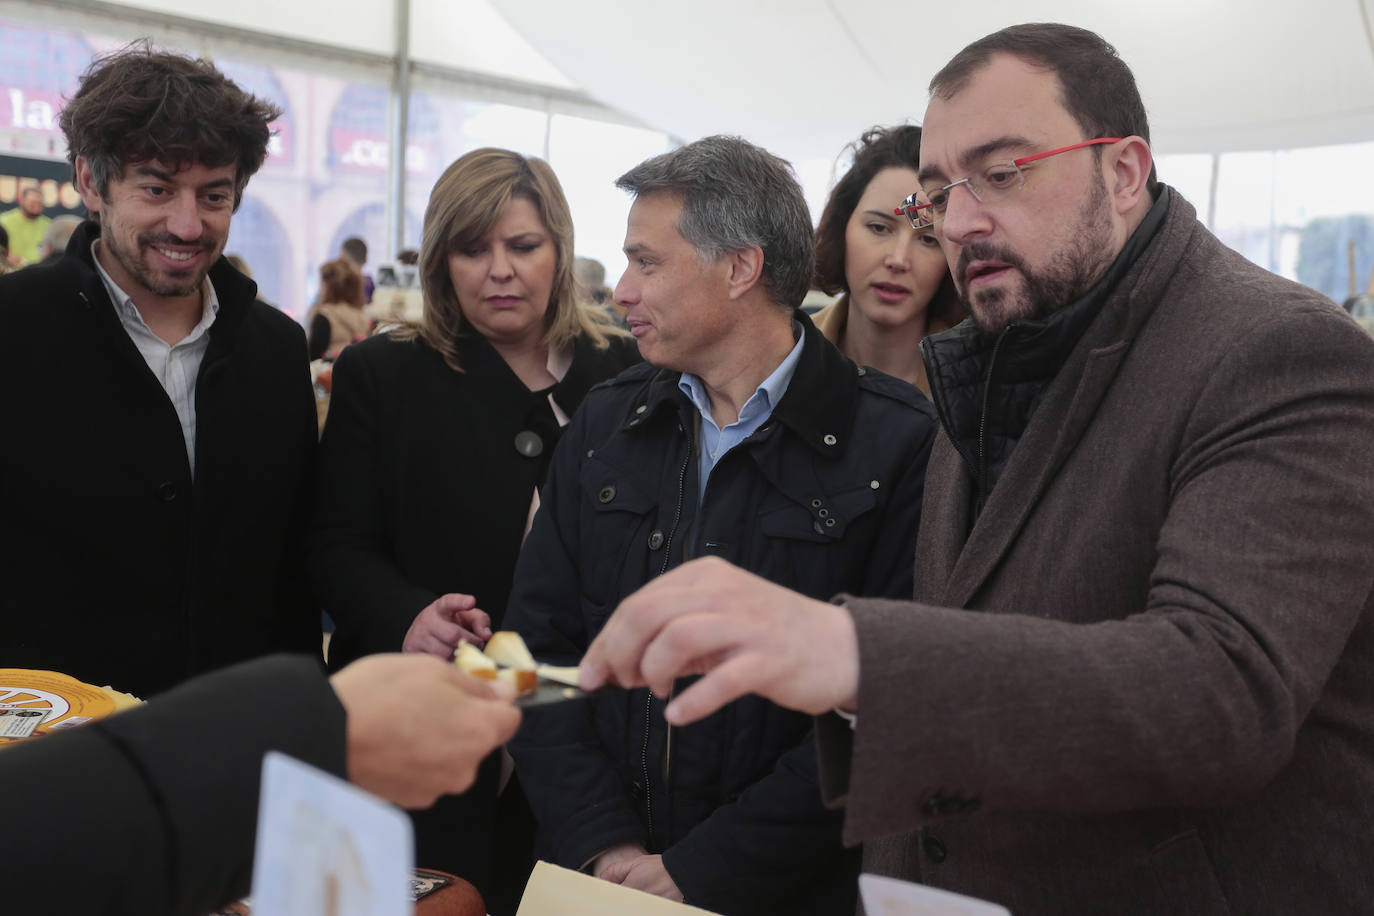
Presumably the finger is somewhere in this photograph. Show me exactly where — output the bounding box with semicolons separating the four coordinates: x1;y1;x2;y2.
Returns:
599;860;632;884
637;611;739;697
448;624;487;647
586;581;705;690
433;593;478;618
455;608;492;635
664;654;760;726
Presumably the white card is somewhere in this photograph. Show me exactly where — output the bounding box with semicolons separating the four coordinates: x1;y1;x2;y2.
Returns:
860;873;1011;915
250;751;413;916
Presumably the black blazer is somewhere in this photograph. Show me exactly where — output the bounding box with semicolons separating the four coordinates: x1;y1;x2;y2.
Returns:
310;329;640;671
2;654;346;916
0;222;320;698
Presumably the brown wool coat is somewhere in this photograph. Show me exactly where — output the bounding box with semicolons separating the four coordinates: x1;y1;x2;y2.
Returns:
819;191;1374;915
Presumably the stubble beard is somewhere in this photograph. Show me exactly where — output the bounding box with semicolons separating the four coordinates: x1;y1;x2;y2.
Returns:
100;211;216;299
959;178;1116;335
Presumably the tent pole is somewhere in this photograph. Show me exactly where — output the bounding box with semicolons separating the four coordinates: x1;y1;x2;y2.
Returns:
386;0;412;262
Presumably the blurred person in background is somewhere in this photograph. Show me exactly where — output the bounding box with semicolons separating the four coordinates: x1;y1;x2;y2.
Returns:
308;256;372;360
37;214;83;266
224;253;252;277
340;234;375;302
811;125;965;394
1;185;51;267
308;147;639;912
0;223;9;274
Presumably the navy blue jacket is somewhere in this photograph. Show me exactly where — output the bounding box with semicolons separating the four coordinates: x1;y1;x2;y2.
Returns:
506;316;937;915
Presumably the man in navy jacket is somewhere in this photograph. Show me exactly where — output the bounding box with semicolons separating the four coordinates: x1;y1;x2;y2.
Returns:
505;136;939;915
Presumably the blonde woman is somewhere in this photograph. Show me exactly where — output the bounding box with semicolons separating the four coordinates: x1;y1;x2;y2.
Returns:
309;148;637;911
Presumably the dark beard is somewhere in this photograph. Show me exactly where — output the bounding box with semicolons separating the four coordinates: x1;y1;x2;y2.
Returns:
957;178;1115;334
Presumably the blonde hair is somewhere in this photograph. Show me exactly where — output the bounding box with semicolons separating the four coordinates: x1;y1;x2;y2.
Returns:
401;147;626;371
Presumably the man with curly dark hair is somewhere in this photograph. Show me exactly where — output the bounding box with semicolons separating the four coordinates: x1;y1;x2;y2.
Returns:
0;44;320;699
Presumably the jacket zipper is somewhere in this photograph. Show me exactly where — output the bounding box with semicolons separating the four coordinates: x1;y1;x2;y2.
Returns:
639;419;693;849
977;326;1013;506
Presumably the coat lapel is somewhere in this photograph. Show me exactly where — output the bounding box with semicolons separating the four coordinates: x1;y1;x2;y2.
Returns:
913;432;971;602
932;189;1196;609
942;336;1131;607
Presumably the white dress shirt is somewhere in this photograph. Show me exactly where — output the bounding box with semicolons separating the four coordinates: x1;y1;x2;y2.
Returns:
92;242;219;476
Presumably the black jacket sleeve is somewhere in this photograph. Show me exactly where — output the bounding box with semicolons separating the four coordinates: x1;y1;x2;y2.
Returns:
308;313;331;361
1;654;346;916
309;344;438;667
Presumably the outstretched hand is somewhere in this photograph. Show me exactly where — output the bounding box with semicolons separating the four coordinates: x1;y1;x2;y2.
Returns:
331;653;520;808
579;556;861;725
402;593;492;659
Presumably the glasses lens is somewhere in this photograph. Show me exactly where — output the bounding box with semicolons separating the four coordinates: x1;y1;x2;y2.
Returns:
979;163;1024;199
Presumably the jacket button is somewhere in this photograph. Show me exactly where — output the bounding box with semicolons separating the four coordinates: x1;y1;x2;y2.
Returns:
514;430;544;458
923;835;948;863
823;434;837;446
598;485;616;503
158;482;178;502
647;529;665;550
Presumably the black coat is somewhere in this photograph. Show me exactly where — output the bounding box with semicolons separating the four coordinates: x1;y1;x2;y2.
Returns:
307;328;639;905
2;654;346;916
309;329;641;670
505;317;938;916
0;222;320;699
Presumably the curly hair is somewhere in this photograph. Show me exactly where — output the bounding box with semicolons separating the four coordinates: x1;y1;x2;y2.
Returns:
58;41;280;209
813;125;963;331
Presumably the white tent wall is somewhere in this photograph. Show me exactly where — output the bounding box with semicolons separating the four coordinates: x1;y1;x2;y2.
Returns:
4;0;1374;308
0;0;666;317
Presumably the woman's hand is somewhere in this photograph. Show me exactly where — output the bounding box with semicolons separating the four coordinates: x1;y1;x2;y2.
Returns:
402;593;493;659
600;853;683;902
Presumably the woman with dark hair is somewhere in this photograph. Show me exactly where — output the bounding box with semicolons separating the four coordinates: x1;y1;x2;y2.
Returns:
812;125;965;394
308;256;371;359
308;148;638;913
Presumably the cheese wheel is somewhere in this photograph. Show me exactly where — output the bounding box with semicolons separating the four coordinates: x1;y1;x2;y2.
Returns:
0;669;137;742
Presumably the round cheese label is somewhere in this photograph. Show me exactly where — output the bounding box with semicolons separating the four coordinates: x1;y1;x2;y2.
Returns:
0;669;118;742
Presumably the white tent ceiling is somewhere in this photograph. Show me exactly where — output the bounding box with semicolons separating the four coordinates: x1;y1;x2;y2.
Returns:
46;0;1374;162
489;0;1374;161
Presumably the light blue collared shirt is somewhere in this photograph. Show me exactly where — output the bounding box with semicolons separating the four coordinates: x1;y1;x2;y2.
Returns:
678;323;805;505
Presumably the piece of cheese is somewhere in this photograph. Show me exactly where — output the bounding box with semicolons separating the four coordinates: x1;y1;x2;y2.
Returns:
497;666;539;695
454;641;499;680
535;664;582;688
484;631;537;671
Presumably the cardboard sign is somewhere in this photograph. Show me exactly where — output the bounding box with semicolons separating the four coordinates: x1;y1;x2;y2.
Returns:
250;752;413;916
516;860;719;916
860;873;1012;915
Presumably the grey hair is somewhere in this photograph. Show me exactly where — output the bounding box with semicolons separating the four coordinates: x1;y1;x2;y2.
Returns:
616;135;813;311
